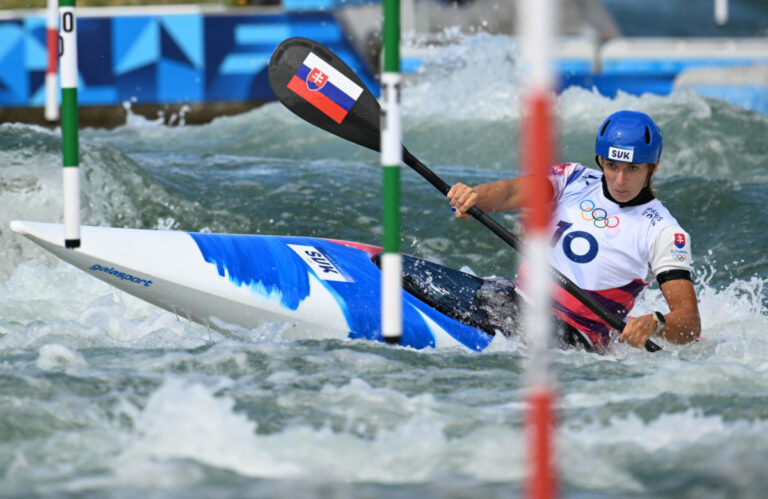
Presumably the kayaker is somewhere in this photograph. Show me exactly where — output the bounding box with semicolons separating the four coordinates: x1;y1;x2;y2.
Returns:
447;110;701;351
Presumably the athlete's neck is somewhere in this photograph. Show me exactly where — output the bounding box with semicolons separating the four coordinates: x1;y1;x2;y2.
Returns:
600;175;655;207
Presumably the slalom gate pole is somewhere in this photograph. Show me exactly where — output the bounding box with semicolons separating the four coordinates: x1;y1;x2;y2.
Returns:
715;0;728;25
519;0;558;497
380;0;403;343
60;0;80;248
44;0;59;122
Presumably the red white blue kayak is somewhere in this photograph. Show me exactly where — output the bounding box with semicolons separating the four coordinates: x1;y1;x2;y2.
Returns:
10;221;497;351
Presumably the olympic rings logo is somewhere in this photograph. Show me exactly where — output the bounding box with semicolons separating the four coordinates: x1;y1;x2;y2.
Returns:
580;200;619;229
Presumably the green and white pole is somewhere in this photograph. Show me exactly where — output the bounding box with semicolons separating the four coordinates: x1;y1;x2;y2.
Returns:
380;0;402;343
59;0;80;248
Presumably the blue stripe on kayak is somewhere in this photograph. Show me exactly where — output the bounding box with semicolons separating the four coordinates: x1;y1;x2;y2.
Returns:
190;233;311;310
189;233;494;351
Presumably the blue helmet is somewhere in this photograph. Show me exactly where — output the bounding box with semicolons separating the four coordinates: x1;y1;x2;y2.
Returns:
595;110;663;164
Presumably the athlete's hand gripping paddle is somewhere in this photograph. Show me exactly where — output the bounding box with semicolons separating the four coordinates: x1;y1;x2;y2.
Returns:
268;37;661;353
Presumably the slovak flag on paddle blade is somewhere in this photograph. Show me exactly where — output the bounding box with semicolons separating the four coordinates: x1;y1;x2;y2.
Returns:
287;52;363;124
674;233;686;248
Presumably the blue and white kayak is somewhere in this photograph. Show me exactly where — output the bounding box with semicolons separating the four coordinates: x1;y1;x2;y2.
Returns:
10;221;499;351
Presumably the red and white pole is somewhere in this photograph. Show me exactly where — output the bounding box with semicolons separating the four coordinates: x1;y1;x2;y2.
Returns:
44;0;59;122
519;0;558;498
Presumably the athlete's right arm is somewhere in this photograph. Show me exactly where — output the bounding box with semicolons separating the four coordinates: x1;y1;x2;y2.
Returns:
448;177;544;219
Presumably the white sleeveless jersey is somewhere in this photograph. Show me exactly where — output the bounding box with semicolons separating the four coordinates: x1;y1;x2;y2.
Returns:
520;162;693;347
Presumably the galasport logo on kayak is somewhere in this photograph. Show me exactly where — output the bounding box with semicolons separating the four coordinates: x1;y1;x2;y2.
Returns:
287;244;353;282
89;264;153;287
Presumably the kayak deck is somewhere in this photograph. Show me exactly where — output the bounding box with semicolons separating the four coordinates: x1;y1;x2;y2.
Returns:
10;221;511;351
378;253;520;336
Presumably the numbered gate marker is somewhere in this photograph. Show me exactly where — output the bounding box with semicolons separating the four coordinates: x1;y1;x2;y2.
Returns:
59;0;80;248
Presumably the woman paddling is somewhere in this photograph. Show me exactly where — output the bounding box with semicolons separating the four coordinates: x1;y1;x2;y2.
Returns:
447;110;701;351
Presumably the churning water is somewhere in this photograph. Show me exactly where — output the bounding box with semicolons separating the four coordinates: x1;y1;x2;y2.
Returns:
1;33;767;497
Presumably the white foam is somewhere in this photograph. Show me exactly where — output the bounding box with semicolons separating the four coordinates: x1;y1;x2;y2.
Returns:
121;378;301;478
264;390;525;483
36;343;87;371
565;408;763;453
632;274;768;364
560;409;768;492
107;376;525;483
399;32;768;184
0;128;184;280
66;460;206;493
403;32;523;121
0;261;215;350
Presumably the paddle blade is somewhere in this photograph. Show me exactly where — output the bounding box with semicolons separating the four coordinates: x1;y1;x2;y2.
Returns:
268;37;382;152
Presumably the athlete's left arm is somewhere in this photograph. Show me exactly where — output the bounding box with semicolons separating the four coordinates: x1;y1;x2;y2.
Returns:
620;224;701;348
619;279;701;348
658;278;701;343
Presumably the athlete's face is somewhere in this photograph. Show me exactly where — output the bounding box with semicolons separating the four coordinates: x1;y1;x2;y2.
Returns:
599;157;658;203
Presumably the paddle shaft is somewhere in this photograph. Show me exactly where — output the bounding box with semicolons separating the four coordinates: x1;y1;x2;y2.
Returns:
403;150;661;352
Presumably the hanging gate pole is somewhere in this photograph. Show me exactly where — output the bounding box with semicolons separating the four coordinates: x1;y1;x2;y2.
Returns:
380;0;403;343
519;0;559;497
59;0;81;249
